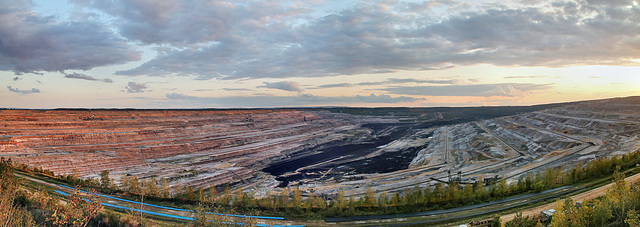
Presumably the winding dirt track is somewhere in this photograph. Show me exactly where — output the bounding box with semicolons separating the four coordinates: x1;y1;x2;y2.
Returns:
501;172;640;224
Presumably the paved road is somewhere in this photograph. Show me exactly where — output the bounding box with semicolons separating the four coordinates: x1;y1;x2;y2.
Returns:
502;170;640;224
379;186;582;227
325;185;575;223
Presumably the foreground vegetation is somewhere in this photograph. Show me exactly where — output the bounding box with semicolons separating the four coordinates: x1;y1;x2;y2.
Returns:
1;157;256;226
505;168;640;227
41;148;640;218
2;147;640;226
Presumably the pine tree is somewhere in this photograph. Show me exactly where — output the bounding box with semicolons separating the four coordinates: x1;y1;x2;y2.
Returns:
305;191;316;210
220;185;231;205
316;197;327;209
608;167;633;223
145;177;158;196
186;186;196;201
411;185;422;203
390;192;400;206
292;187;302;209
198;187;205;202
422;186;432;203
120;176;131;192
160;178;170;198
233;189;244;207
473;179;486;201
129;176;141;194
524;173;533;191
365;186;376;207
336;188;345;209
208;186;217;204
99;170;110;188
377;192;388;208
279;187;289;208
434;182;444;202
497;178;508;197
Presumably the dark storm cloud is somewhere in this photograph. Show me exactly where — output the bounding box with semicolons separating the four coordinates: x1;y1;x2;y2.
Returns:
165;92;423;107
123;82;148;93
7;86;40;95
0;0;140;74
64;72;113;83
383;83;554;97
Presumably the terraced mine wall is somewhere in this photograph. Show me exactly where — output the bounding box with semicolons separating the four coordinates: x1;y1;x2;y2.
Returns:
280;97;640;199
2;97;638;199
0;109;357;192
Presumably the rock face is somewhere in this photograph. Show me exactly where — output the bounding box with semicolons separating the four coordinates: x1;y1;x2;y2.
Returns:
0;109;352;191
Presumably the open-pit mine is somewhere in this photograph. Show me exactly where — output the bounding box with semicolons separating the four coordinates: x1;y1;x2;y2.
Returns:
1;97;639;201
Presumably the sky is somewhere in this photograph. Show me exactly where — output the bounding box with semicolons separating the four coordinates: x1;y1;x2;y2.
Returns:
0;0;639;108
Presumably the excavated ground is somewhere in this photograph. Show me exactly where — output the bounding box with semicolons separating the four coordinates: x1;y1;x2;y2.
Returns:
286;97;640;199
1;97;639;200
0;109;370;192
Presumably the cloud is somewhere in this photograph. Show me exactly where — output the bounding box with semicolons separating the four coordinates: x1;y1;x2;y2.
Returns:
351;93;425;103
123;82;148;93
383;83;553;97
258;81;304;92
486;84;525;97
222;88;251;91
356;78;458;86
0;0;140;74
314;78;458;89
64;72;113;83
316;83;354;88
165;92;423;107
7;86;40;95
166;93;197;100
93;0;640;80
